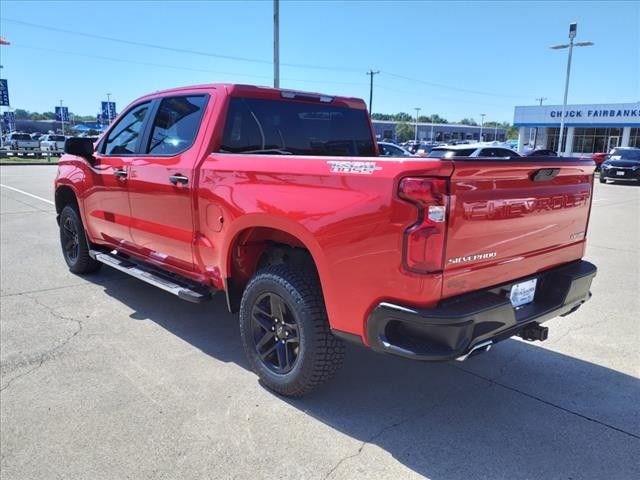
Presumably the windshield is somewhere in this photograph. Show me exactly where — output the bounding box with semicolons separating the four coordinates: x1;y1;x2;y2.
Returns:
610;149;640;160
427;148;475;158
13;134;32;140
220;97;375;156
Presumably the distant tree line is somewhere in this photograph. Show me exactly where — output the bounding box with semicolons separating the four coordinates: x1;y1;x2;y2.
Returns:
372;112;518;140
371;112;449;124
13;109;96;122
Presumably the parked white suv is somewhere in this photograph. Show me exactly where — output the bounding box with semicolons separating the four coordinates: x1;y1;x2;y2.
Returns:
39;134;67;153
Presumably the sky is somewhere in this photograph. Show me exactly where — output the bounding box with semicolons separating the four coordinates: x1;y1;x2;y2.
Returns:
0;0;638;124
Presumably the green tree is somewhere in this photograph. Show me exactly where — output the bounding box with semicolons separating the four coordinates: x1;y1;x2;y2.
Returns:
396;121;415;142
394;112;413;122
459;118;478;126
14;109;31;120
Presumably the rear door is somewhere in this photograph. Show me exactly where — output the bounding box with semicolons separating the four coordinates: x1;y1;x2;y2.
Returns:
443;159;595;298
84;101;151;248
127;94;209;273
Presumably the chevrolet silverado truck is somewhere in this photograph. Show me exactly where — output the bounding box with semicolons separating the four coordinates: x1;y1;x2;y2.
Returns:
56;84;597;396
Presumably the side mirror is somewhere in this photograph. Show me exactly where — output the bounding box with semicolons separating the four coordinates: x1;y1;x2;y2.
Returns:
65;137;96;164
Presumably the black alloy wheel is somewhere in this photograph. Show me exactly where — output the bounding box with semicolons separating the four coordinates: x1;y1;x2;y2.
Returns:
251;292;300;373
61;214;80;264
58;205;101;274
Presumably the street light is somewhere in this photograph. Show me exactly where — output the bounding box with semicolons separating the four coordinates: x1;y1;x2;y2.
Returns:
479;113;486;142
550;22;594;156
414;107;421;142
430;115;435;143
59;99;65;136
106;93;113;123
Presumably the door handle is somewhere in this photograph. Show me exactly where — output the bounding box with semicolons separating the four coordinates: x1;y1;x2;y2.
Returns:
169;174;189;185
113;169;128;178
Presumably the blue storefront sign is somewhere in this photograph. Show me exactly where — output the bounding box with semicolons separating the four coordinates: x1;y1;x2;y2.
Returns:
3;111;15;131
0;79;9;106
55;106;70;122
101;101;116;122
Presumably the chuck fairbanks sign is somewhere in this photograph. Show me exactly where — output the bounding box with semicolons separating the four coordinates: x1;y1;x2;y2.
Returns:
514;103;640;126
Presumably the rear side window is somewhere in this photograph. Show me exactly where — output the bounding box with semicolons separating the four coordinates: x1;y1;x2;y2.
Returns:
220;97;375;156
146;95;207;155
428;148;475;158
51;135;65;141
103;102;150;155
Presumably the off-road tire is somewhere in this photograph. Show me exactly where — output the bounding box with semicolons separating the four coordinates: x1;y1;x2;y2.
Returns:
239;264;345;397
59;205;101;274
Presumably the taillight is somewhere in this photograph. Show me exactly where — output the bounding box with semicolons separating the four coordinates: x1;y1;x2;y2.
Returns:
398;177;448;273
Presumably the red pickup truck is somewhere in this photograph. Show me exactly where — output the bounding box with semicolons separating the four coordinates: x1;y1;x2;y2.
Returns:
55;84;597;396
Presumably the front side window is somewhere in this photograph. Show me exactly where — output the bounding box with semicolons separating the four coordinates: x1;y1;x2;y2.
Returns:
146;95;207;155
103;102;150;155
220;97;375;156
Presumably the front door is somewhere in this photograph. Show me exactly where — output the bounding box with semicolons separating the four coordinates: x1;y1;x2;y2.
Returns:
607;136;620;152
127;94;209;274
83;101;152;249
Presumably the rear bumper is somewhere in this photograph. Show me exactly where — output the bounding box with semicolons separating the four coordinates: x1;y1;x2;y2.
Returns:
366;260;597;361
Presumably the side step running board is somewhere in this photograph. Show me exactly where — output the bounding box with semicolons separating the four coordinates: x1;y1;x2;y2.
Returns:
90;250;211;303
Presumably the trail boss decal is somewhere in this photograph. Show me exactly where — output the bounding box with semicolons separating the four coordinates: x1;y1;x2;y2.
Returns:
448;252;497;265
327;161;381;174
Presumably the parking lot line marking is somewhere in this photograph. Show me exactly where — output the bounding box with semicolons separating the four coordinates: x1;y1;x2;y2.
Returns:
0;184;54;206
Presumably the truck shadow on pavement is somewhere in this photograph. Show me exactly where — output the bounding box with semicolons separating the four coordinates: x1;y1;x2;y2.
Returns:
98;276;640;480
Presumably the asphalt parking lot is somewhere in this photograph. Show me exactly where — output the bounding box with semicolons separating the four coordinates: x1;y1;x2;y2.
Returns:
1;165;639;479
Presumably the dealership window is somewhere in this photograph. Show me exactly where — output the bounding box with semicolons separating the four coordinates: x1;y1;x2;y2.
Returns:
571;127;623;153
629;128;640;148
546;127;567;153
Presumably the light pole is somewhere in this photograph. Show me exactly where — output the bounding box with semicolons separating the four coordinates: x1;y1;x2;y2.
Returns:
366;70;379;113
430;115;435;143
550;22;593;156
533;96;547;147
273;0;279;88
414;107;421;142
106;93;112;123
494;123;498;142
479;113;486;142
60;99;65;135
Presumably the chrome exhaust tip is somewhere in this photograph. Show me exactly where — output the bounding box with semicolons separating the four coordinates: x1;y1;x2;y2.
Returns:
456;340;493;362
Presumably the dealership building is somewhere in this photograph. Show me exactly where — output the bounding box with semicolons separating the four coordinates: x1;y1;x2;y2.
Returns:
372;120;506;143
514;102;640;155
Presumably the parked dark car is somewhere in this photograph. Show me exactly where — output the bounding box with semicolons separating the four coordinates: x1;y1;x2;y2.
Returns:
378;141;413;157
599;147;640;184
525;149;557;156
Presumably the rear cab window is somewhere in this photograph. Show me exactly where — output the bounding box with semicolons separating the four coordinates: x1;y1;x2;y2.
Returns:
220;96;375;156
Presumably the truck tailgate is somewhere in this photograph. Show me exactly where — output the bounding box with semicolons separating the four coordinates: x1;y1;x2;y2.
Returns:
442;159;595;298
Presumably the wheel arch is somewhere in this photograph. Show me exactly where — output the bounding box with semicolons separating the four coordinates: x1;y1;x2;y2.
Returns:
54;184;79;221
223;219;328;313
